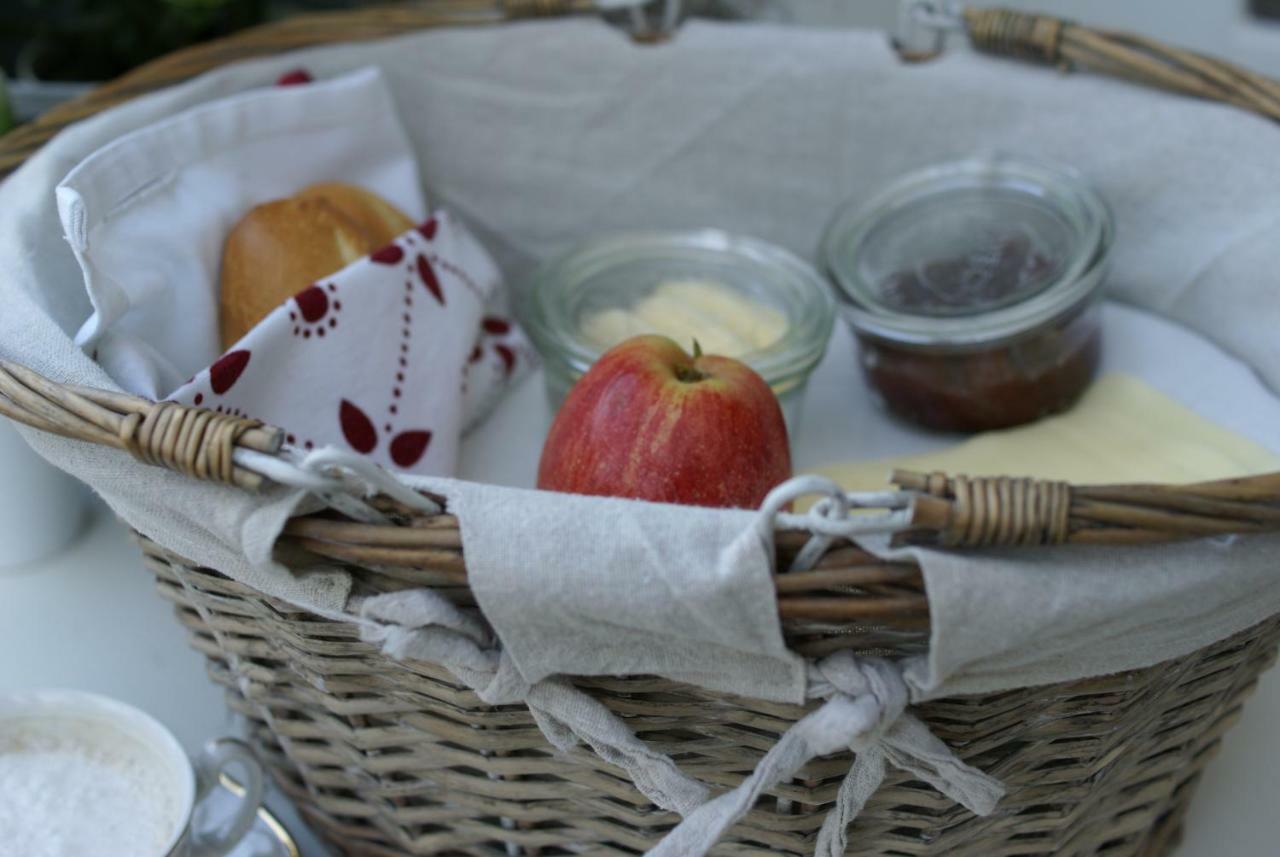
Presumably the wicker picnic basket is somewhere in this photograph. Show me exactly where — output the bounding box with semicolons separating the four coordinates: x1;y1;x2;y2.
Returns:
3;4;1280;856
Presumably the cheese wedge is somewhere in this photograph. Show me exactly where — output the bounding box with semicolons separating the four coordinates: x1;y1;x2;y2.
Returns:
811;374;1280;495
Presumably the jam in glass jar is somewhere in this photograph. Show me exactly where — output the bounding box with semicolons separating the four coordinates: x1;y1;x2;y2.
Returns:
821;153;1113;432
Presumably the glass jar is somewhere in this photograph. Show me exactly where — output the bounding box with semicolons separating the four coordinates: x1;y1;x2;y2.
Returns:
520;230;835;430
821;153;1113;432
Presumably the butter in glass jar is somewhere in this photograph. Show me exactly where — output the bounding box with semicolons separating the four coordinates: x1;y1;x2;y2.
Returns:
579;278;789;359
520;230;834;430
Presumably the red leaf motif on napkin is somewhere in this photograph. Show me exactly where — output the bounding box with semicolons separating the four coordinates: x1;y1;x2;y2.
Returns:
390;430;432;468
418;218;438;240
494;344;516;377
417;254;444;305
371;243;404;265
482;316;511;335
210;350;251;394
276;69;313;86
294;285;329;322
339;400;378;453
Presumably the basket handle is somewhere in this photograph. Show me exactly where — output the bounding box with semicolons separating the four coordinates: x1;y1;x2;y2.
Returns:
899;5;1280;124
0;360;282;492
898;468;1280;548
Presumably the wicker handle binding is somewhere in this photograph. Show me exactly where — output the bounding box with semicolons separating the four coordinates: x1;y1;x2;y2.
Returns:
898;469;1280;548
0;361;280;491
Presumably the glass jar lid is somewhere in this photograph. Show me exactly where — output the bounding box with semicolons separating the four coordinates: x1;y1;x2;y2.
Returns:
821;153;1113;348
520;229;835;389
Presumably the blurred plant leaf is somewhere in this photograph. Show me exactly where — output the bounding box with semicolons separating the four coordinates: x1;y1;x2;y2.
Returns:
0;76;13;134
2;0;272;81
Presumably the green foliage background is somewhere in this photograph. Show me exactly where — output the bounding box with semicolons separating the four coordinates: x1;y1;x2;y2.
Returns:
1;0;378;81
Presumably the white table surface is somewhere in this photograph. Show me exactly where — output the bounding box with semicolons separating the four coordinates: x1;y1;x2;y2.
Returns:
1;496;1275;856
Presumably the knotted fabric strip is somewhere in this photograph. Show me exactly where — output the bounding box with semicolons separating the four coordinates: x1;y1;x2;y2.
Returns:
355;475;1000;856
648;652;1005;857
354;588;711;816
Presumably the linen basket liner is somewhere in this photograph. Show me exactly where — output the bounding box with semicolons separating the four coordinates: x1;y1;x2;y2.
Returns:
2;18;1280;856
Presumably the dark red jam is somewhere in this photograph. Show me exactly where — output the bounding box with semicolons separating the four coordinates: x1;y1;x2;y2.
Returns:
824;156;1111;433
860;303;1101;432
878;233;1056;315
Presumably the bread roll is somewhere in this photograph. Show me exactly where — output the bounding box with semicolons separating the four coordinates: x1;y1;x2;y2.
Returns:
297;182;415;246
218;185;415;348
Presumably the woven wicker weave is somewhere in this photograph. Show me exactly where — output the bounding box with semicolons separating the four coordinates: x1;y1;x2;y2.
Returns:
142;530;1280;857
2;5;1280;856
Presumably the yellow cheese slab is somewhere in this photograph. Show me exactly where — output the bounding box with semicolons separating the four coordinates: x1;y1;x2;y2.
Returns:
810;374;1280;494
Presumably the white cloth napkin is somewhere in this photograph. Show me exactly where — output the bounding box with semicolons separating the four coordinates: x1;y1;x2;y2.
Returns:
55;67;534;474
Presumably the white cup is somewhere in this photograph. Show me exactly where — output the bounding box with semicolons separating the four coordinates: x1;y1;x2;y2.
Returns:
0;689;265;856
0;420;88;568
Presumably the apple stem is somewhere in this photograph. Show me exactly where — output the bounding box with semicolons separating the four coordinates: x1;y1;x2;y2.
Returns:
675;339;708;382
675;366;709;383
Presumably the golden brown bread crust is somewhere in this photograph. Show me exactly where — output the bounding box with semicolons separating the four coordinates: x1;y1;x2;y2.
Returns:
297;182;415;247
218;185;415;348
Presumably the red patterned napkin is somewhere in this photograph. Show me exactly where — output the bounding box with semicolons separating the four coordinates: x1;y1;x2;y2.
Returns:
168;210;536;475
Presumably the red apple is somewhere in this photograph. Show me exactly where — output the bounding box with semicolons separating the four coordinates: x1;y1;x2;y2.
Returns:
537;335;791;508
